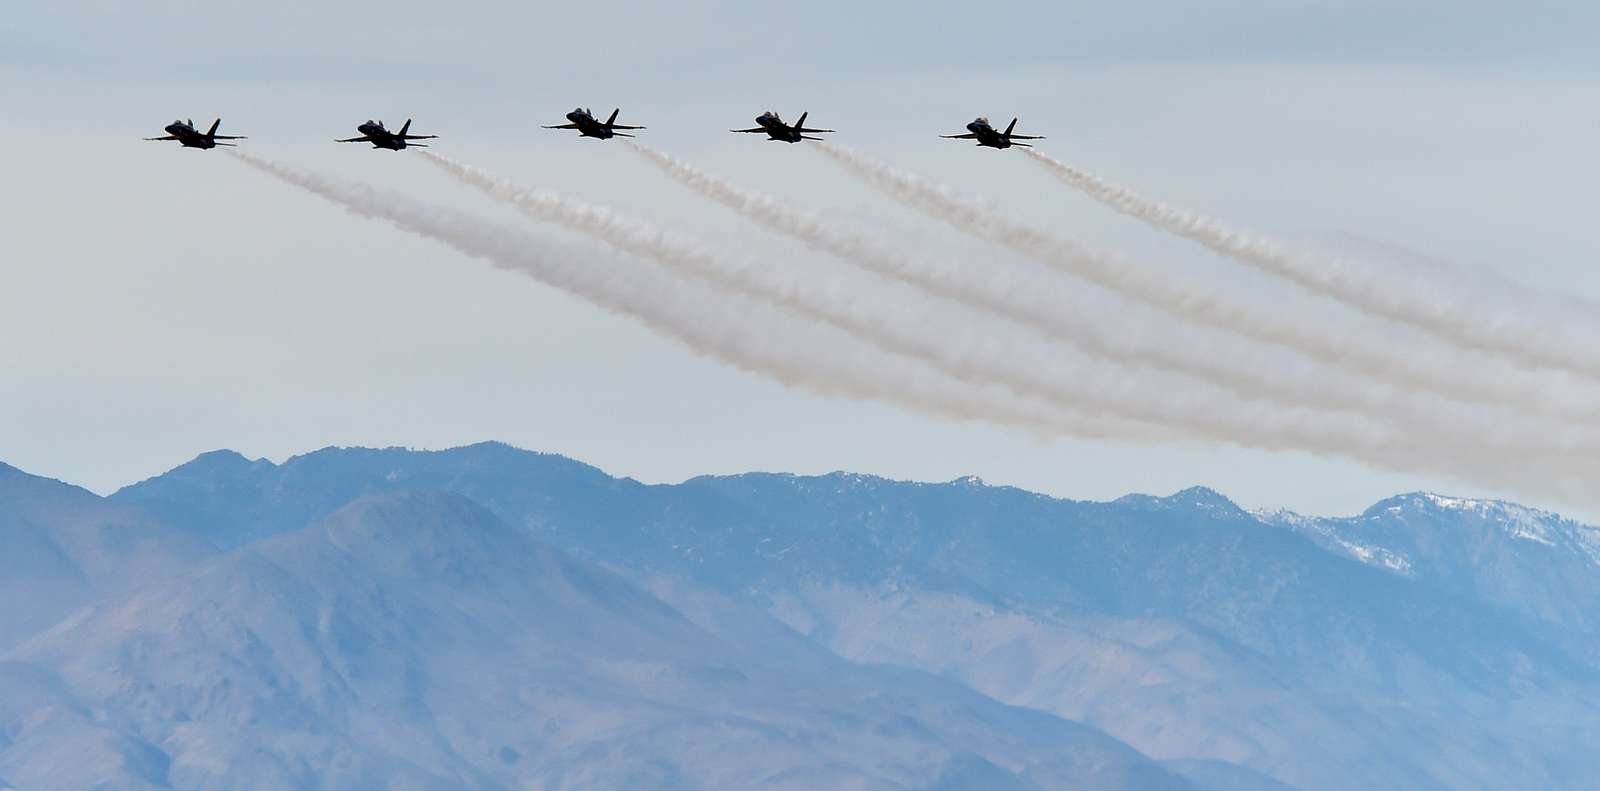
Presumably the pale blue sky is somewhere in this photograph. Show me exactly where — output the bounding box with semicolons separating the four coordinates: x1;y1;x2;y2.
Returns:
4;2;1599;518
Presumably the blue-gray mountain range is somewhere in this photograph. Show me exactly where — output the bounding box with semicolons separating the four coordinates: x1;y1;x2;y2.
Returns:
3;442;1597;789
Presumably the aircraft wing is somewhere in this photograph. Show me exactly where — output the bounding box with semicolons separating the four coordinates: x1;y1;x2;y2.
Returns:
143;135;178;141
796;127;835;133
730;127;767;133
1008;134;1045;140
610;124;646;130
940;133;978;139
211;135;248;140
335;135;373;142
542;123;580;129
401;134;438;139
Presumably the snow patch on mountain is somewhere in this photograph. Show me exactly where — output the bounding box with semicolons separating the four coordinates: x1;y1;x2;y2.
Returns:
1401;493;1598;560
1253;508;1415;576
1260;491;1600;578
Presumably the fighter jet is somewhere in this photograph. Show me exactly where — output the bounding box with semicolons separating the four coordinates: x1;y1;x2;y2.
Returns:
144;118;246;149
730;111;834;143
336;119;438;150
940;117;1044;149
543;107;645;140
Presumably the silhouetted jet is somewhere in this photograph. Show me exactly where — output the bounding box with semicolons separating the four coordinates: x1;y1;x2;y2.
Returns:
941;117;1043;149
731;111;834;143
336;119;438;150
144;118;246;150
543;107;645;140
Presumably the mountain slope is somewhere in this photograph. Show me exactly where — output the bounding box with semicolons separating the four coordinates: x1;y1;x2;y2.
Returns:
4;490;1191;791
113;446;1593;688
0;462;215;650
100;442;1600;790
1260;492;1600;654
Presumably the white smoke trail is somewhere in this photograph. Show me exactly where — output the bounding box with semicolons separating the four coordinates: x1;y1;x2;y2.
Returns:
1023;148;1600;379
626;142;1600;435
814;142;1600;423
1297;233;1600;322
227;151;1163;445
422;152;1376;448
420;152;1600;499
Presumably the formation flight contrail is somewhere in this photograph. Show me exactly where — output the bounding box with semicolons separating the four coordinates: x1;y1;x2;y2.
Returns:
1022;148;1600;380
226;148;1600;510
228;151;1162;445
417;151;1599;502
422;153;1402;456
626;142;1600;441
813;142;1600;425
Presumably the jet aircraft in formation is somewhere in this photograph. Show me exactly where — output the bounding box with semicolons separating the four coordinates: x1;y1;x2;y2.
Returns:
543;107;645;140
940;117;1044;149
144;118;246;149
336;119;439;150
730;111;835;143
145;111;1049;152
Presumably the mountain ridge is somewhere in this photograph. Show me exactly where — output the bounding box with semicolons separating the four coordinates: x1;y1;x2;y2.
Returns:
97;440;1596;532
2;488;1195;791
6;443;1600;788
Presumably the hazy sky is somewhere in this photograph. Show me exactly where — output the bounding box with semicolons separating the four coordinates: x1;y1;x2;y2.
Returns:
5;1;1600;518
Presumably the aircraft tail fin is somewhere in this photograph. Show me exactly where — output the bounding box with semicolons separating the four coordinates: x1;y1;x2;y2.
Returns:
606;108;619;127
206;118;221;137
399;119;413;136
1004;117;1018;136
797;112;808;130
